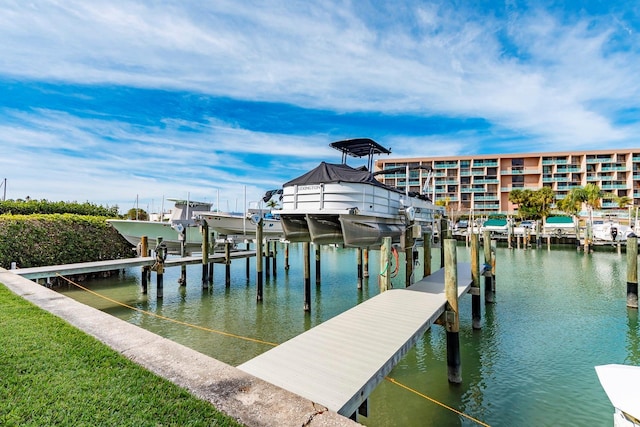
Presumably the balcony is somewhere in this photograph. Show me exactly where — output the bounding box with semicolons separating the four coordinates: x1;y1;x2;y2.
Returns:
601;165;628;172
601;184;629;190
586;157;613;164
475;195;499;201
474;178;500;184
542;159;568;165
473;160;498;167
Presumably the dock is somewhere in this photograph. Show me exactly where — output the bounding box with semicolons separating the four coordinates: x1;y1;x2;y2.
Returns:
10;251;255;280
238;262;472;418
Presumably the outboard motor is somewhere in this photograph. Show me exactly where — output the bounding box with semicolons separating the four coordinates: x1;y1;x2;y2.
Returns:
611;226;618;241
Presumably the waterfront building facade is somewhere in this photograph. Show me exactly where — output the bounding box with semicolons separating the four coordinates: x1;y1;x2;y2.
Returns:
374;148;640;215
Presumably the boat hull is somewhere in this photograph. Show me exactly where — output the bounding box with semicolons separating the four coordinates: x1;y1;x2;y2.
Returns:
200;212;283;239
107;220;204;254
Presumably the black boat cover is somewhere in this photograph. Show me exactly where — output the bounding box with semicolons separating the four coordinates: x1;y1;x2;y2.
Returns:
284;162;389;188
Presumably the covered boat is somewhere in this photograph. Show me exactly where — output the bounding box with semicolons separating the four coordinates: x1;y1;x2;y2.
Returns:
278;138;443;248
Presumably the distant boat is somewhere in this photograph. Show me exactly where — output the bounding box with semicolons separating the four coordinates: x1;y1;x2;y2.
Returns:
595;364;640;427
107;199;212;255
543;215;577;237
592;221;634;242
278;138;444;248
481;218;509;235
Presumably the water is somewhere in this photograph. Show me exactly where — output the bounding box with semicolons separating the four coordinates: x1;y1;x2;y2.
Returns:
57;243;639;426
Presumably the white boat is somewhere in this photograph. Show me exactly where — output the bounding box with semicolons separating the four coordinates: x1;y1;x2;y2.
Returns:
592;221;634;242
543;215;577;237
107;199;212;255
481;218;509;235
278;138;444;248
596;364;640;426
199;210;283;240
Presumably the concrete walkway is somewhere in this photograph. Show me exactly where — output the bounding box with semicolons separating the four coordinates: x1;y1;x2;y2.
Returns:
0;268;357;427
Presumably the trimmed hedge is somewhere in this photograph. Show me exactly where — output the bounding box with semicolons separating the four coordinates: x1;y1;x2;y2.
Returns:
0;200;119;217
0;214;134;269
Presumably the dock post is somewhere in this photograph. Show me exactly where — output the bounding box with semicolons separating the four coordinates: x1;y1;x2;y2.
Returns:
225;241;231;287
423;231;432;278
141;236;149;294
405;229;415;287
178;228;187;285
507;219;513;249
379;237;392;292
440;218;448;268
284;242;290;271
357;247;363;289
316;244;321;286
471;233;481;330
627;235;638;309
272;242;277;278
536;221;541;248
363;248;369;278
201;222;210;288
444;238;462;384
256;221;264;302
246;242;251;280
155;237;165;299
265;241;271;280
303;242;311;311
483;230;494;304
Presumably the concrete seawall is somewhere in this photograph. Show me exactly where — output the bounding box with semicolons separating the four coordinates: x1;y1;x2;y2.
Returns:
0;268;358;427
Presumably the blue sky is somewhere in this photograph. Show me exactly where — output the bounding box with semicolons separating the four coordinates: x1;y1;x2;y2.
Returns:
1;0;639;213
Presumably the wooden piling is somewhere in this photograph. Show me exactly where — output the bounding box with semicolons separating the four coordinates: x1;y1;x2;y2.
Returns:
272;242;277;278
225;241;231;287
471;233;481;330
156;236;165;299
141;236;148;294
627;235;638;309
179;229;187;285
440;218;448;268
256;222;264;302
379;236;392;292
303;242;311;311
201;222;209;288
246;242;251;280
265;241;271;280
357;247;363;289
444;238;462;384
405;230;415;288
483;230;494;304
363;248;369;278
423;231;432;278
315;245;321;286
284;242;290;271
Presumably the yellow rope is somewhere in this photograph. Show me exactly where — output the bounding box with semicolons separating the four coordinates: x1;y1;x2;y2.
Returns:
385;376;491;427
57;274;488;425
55;273;278;348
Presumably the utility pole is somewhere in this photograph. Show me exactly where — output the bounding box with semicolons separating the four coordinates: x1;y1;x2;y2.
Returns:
1;178;6;201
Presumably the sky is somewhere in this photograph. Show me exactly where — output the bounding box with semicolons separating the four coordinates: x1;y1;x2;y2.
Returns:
1;0;640;213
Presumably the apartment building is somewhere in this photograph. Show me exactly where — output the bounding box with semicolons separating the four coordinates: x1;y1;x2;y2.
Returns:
374;148;640;215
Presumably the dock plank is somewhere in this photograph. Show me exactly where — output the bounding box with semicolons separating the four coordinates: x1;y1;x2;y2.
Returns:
238;262;472;417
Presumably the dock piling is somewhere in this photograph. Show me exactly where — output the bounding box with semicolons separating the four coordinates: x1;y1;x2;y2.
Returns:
201;222;210;288
303;242;311;311
225;241;231;287
483;230;495;304
357;247;362;289
316;245;321;286
627;235;638;309
256;221;264;302
155;237;166;299
141;236;149;294
363;248;369;278
423;231;432;278
265;241;271;280
471;233;481;330
379;237;392;292
444;238;462;384
284;243;290;271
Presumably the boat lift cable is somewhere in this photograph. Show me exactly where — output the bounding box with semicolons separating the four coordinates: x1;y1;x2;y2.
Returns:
384;377;491;427
56;273;489;425
55;273;279;348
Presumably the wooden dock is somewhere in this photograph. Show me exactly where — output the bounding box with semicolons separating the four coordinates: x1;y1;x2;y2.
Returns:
238;262;472;418
10;251;255;280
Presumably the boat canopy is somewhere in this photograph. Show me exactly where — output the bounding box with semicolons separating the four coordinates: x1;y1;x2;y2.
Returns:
284;162;391;190
484;218;507;227
546;216;573;224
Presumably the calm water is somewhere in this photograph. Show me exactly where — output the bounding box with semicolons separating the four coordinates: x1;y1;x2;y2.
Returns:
57;242;639;426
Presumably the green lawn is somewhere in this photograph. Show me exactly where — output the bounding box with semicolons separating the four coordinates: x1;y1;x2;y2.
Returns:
0;284;243;427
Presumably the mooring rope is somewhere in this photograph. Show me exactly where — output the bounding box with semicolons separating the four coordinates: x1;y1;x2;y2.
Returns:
384;376;491;427
55;273;278;348
57;273;489;425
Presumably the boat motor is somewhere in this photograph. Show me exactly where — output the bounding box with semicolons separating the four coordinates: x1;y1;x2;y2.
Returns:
611;226;618;241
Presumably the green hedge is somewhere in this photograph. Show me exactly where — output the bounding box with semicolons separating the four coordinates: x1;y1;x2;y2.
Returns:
0;214;134;269
0;200;119;217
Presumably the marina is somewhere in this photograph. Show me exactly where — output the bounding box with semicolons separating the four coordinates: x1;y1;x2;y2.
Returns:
49;240;639;426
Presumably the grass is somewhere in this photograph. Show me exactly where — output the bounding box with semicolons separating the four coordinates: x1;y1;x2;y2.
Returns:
0;284;244;427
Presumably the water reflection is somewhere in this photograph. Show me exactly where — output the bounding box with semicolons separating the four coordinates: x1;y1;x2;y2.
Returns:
56;242;637;426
